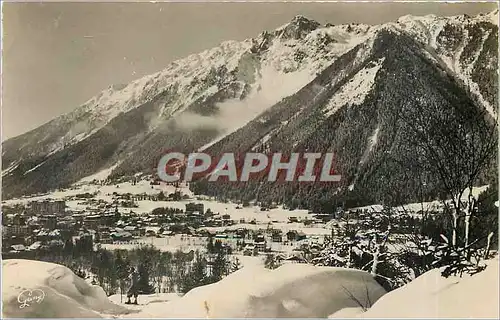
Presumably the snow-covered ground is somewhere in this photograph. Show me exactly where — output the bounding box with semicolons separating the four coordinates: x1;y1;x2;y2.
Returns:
4;179;489;219
349;185;490;216
4;257;497;318
358;257;500;318
108;292;182;308
100;234;210;252
323;57;385;118
2;180;186;205
2;179;312;222
100;232;326;254
2;259;131;318
201;222;330;234
127;263;386;318
76;163;123;184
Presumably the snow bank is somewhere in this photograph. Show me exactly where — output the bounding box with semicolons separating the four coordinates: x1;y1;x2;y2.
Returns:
360;258;499;318
130;264;386;318
6;257;495;319
2;259;132;318
329;307;365;318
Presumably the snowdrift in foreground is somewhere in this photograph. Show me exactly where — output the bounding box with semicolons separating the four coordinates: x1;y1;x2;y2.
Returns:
5;257;497;319
358;258;499;319
2;259;386;319
2;259;131;318
131;264;386;318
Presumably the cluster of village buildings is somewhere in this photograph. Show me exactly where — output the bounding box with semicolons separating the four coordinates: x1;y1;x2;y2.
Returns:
1;194;325;260
1;182;428;265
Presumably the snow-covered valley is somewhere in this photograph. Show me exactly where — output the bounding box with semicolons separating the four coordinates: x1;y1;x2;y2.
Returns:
2;9;498;202
2;6;498;319
2;177;497;318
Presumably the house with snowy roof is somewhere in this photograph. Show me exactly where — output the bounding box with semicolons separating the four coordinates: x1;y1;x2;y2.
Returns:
123;225;140;237
9;244;26;252
243;244;258;256
110;231;133;241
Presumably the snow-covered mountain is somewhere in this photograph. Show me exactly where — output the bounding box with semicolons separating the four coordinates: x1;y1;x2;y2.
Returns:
2;11;498;201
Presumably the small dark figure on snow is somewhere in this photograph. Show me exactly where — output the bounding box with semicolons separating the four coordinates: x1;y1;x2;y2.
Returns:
125;267;140;305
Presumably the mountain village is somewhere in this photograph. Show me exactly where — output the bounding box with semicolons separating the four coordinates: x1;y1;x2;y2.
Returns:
1;175;451;270
1;6;498;319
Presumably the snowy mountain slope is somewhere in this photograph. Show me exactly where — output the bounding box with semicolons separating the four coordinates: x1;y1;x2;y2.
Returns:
4;16;372;157
2;11;498;200
190;26;497;208
393;11;498;117
2;16;372;199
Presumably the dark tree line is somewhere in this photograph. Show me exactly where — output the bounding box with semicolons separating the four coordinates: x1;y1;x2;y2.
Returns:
9;235;240;297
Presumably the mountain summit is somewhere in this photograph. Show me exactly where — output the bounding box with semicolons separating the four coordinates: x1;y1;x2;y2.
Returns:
279;15;322;39
2;11;498;205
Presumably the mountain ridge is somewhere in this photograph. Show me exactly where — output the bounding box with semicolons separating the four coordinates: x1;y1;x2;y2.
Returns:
2;10;498;204
189;27;497;209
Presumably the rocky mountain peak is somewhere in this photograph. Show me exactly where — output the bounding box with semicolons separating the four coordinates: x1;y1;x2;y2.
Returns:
2;10;497;201
279;15;321;40
290;15;319;26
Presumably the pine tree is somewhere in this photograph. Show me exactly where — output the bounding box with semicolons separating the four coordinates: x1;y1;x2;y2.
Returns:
157;191;166;201
181;251;208;293
214;240;223;253
207;237;214;253
264;254;281;270
115;251;131;302
210;251;228;282
63;239;74;256
137;262;155;294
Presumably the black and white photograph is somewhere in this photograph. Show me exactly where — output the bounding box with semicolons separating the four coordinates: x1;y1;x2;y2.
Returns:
1;1;499;318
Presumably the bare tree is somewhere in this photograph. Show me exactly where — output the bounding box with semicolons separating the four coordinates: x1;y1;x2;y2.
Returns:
398;91;497;270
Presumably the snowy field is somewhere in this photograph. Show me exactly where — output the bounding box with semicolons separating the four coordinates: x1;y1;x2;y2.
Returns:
2;179;313;223
200;222;331;234
4;179;489;219
3;179;492;257
100;233;325;254
358;257;500;318
100;235;210;252
3;180;189;205
349;185;490;216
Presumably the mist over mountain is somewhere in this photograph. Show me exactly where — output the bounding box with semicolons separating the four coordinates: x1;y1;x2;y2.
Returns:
2;11;498;208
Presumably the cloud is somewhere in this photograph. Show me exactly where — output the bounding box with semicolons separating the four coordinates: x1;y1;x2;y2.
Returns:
173;112;221;131
173;65;316;152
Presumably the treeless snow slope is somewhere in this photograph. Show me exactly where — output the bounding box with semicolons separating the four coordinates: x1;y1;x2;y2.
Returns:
2;259;132;318
128;263;386;318
358;257;500;318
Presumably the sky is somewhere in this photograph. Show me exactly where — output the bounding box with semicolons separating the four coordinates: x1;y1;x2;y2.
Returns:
1;1;497;141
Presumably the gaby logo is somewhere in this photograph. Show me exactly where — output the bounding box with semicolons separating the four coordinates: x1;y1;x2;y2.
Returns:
157;152;341;183
17;289;45;309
